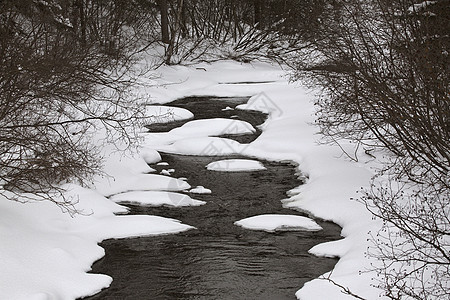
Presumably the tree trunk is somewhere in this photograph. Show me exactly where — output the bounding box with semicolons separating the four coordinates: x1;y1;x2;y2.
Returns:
73;0;86;46
253;0;261;29
157;0;170;44
165;0;184;64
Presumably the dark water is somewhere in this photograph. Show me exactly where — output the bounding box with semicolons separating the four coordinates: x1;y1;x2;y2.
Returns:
83;97;341;300
145;96;266;144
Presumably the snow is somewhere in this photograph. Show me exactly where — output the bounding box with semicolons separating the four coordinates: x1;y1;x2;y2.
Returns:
110;191;205;207
136;60;382;299
0;186;192;300
97;174;191;197
408;1;437;13
145;105;194;124
169;118;255;136
236;92;283;117
189;186;212;194
1;58;385;299
235;214;322;232
206;159;266;172
155;136;246;156
160;168;175;175
143;118;255;148
140;147;161;165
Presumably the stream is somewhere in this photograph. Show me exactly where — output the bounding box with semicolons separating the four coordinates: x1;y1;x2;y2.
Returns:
83;96;341;300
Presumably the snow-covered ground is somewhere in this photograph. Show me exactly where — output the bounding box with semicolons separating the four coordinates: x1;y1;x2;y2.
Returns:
0;59;384;299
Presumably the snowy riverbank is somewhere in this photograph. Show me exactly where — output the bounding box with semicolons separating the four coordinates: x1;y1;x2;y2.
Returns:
0;60;384;299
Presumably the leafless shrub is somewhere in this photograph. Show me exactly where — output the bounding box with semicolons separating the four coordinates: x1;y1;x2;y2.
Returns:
0;0;149;213
290;0;449;298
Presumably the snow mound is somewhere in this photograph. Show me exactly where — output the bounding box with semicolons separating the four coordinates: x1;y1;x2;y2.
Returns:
0;187;192;300
110;191;205;207
189;186;212;194
156;137;245;156
206;159;266;172
101;174;191;196
146;105;194;123
169;118;255;137
160;169;175;176
235;214;323;232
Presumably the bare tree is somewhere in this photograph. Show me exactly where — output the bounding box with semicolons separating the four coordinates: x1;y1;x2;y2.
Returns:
157;0;170;44
0;0;149;214
290;0;449;298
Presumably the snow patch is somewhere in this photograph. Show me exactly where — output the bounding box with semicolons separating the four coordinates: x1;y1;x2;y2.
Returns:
155;137;245;156
160;169;175;176
235;214;323;232
169;118;255;137
146;105;194;123
0;186;192;300
110;191;205;207
206;159;266;172
189;186;212;194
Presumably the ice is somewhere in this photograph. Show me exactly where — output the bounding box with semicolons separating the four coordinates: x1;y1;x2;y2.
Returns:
206;159;266;172
189;186;212;194
235;214;323;232
110;191;206;207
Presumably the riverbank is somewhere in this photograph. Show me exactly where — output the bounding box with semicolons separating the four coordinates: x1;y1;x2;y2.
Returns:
0;59;382;299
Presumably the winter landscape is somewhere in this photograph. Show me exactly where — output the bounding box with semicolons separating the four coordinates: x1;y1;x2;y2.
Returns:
1;1;448;300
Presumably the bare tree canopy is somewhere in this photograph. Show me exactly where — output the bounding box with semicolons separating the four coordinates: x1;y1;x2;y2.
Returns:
289;0;449;298
0;0;150;213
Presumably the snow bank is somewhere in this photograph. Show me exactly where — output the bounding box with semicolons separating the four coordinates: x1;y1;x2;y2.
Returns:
146;105;194;123
170;118;255;136
206;159;266;172
98;174;191;197
110;191;205;207
142;118;255;148
1;58;384;300
138;60;382;299
235;214;322;232
0;186;192;300
154;137;246;156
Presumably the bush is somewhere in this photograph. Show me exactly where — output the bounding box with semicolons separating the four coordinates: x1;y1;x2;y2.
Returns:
0;0;146;213
290;0;449;298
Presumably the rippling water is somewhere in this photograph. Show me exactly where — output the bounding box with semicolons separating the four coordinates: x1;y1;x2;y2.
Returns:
82;97;341;300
